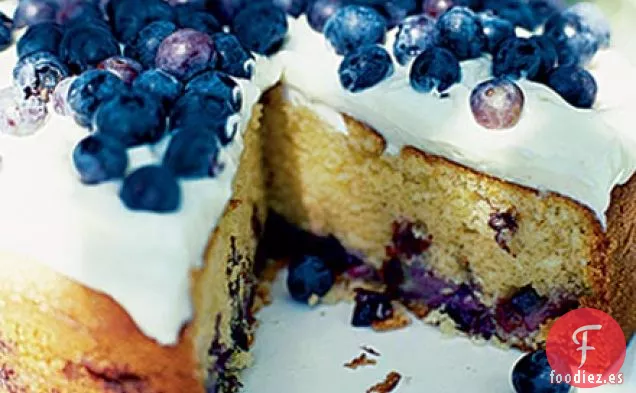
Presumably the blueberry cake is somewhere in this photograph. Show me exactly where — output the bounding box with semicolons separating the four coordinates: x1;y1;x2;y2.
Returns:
0;0;635;392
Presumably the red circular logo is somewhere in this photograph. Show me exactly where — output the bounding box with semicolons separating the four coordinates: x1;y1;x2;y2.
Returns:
546;308;626;388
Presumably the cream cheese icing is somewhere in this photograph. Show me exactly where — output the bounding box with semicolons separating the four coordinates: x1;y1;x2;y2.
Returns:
0;2;635;345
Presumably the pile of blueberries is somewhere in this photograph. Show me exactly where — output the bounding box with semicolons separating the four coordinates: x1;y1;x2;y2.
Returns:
9;0;291;212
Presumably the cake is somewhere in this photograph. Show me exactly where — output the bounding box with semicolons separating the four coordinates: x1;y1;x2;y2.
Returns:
0;0;634;392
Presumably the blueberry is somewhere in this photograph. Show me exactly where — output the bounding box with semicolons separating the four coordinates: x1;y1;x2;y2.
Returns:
511;350;571;393
52;76;76;116
470;78;524;129
306;0;345;32
477;11;514;54
60;25;120;73
323;5;387;56
0;21;11;51
17;22;63;58
212;33;254;79
566;2;610;48
436;6;485;60
93;92;166;146
409;47;461;93
232;3;288;56
492;37;542;80
133;69;183;110
175;5;222;36
13;0;58;28
546;65;597;109
509;286;546;316
169;92;237;145
0;11;13;30
67;69;128;127
97;56;143;84
444;284;490;333
73;133;128;185
543;10;599;66
351;289;393;327
483;0;561;31
163;128;221;178
13;51;69;100
422;0;455;19
286;255;335;303
393;14;437;66
273;0;308;17
367;0;417;28
129;21;177;69
208;0;247;25
119;165;181;213
155;28;217;80
185;71;242;111
110;0;175;43
529;35;558;82
56;1;103;25
338;44;394;93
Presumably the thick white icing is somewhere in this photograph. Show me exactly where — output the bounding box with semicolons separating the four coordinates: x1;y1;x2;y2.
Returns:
0;1;634;345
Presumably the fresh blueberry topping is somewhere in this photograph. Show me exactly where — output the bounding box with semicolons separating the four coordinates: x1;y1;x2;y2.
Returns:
566;2;610;48
470;78;524;129
422;0;455;19
133;69;183;110
232;3;288;56
97;56;143;84
60;25;120;73
13;0;58;28
109;0;175;44
393;14;437;66
170;92;237;145
17;22;63;58
370;0;418;28
212;32;254;79
323;5;387;56
492;37;543;80
511;350;571;393
306;0;345;32
207;0;246;25
544;10;599;67
175;4;222;36
338;44;394;92
477;11;515;54
129;20;177;69
163;128;221;178
13;51;69;100
73;133;128;185
56;0;103;25
67;69;128;127
52;76;76;116
93;92;166;146
351;289;393;327
286;255;335;303
483;0;562;31
409;47;461;93
273;0;308;17
529;35;558;82
155;28;217;80
436;6;485;60
185;71;242;112
119;165;181;213
546;65;597;109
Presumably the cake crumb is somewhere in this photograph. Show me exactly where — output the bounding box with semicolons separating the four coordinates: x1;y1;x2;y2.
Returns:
366;371;402;393
360;346;381;356
251;283;273;314
403;300;430;319
261;259;287;282
371;312;411;332
344;353;377;369
307;294;320;307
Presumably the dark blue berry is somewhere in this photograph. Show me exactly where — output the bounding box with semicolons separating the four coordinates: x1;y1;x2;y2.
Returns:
492;37;542;80
13;0;58;28
0;21;11;51
436;6;485;60
477;11;515;54
544;10;599;67
509;286;546;316
409;47;461;93
363;0;417;28
110;0;175;44
393;14;437;66
566;2;610;49
67;69;128;127
17;22;63;58
0;10;13;30
208;0;247;25
443;284;490;333
97;56;143;84
273;0;308;17
232;3;288;56
482;0;562;31
338;44;394;93
175;5;222;36
546;65;597;109
163;128;221;179
185;71;242;112
13;51;69;99
155;29;217;80
170;92;237;145
119;165;181;213
60;25;120;73
57;1;103;25
529;35;558;82
511;350;571;393
286;255;335;303
94;92;166;147
212;33;254;79
306;0;345;32
73;133;128;185
129;21;177;69
323;5;387;55
133;69;183;110
422;0;455;19
351;289;393;327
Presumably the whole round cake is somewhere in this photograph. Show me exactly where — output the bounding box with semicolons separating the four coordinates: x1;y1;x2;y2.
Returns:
0;0;634;392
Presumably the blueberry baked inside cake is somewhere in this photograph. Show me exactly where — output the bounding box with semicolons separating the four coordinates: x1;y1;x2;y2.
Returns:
0;0;634;392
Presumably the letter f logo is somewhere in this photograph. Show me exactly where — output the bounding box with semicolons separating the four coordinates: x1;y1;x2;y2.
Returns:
572;325;602;368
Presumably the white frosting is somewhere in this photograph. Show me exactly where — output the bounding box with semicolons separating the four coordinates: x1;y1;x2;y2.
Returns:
0;1;635;345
